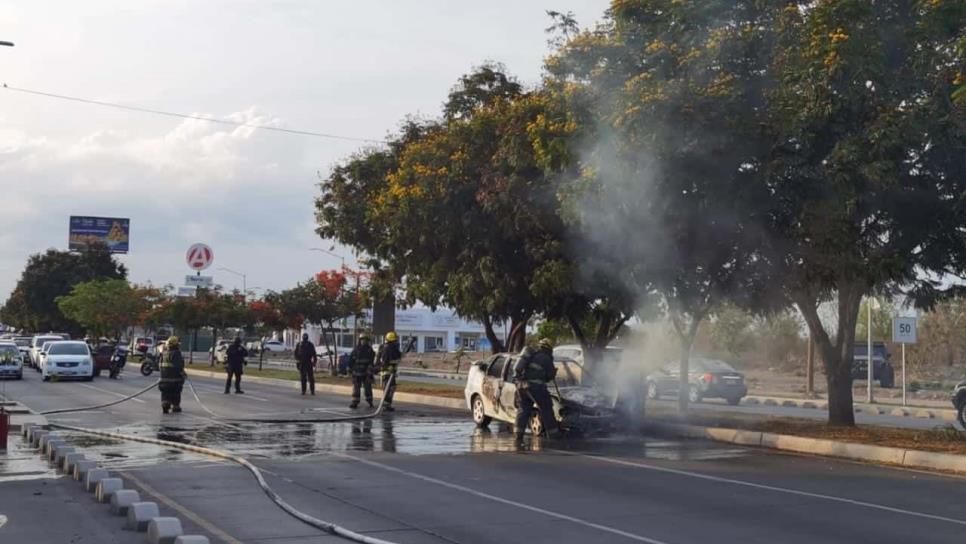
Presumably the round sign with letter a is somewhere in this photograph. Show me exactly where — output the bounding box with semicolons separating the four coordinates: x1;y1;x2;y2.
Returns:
186;243;213;271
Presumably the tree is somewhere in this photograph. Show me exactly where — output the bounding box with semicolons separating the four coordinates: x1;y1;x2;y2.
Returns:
56;279;148;340
0;245;126;334
544;1;780;411
709;305;755;359
764;1;966;425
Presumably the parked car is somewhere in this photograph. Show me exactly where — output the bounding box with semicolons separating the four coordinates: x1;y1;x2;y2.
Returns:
91;344;115;377
41;340;94;381
465;353;619;435
211;340;230;364
31;335;66;369
646;358;748;405
13;336;33;361
130;336;156;355
851;342;895;388
262;340;286;353
553;344;625;368
0;341;24;379
952;382;966;429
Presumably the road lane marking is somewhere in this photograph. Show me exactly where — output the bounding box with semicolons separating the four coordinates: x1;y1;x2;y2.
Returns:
556;449;966;527
332;452;671;544
121;470;243;544
77;383;147;403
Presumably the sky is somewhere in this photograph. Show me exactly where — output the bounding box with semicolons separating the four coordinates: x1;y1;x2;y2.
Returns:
0;0;609;300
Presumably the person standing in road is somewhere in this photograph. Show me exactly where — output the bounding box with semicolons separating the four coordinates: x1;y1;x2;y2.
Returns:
159;336;186;414
224;336;247;394
294;333;317;395
513;338;559;442
378;331;402;412
348;334;375;409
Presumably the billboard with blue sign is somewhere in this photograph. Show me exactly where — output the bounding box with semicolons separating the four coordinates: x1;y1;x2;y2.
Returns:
69;216;130;253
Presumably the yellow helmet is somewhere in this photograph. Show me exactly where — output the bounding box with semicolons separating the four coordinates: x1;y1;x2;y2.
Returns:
167;336;180;347
385;331;398;342
538;338;553;350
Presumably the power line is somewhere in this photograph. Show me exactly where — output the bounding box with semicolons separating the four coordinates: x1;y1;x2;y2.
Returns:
1;83;387;144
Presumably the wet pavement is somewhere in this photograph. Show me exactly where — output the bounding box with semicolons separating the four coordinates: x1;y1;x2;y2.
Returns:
5;370;966;543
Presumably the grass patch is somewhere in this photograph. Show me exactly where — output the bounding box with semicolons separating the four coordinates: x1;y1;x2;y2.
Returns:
648;405;966;455
200;365;466;399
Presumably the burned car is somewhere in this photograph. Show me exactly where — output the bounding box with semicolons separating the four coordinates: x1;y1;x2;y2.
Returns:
464;353;620;435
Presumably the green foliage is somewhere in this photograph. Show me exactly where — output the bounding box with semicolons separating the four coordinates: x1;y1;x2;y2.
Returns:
56;279;147;339
0;245;126;334
709;305;755;358
535;318;574;346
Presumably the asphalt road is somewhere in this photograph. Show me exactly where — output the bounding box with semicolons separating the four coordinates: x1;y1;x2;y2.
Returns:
3;366;966;543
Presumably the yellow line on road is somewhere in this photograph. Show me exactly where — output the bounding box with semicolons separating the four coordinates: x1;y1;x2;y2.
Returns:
120;470;243;544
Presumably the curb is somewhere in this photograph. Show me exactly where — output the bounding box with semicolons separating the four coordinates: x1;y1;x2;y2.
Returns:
741;394;957;422
184;368;467;411
645;420;966;474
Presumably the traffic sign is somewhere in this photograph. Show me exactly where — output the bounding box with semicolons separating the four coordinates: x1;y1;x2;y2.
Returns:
185;275;213;287
892;316;917;344
176;286;197;297
186;243;213;271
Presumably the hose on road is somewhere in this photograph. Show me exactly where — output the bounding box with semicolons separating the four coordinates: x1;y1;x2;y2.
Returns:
38;372;404;544
47;421;399;544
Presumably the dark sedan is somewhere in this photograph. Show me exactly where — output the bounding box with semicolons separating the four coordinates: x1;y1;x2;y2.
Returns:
646;358;748;405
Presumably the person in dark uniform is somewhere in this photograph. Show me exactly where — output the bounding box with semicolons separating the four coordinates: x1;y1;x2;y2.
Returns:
224;336;247;394
513;338;559;442
294;333;317;395
159;336;186;414
348;334;375;409
378;331;402;412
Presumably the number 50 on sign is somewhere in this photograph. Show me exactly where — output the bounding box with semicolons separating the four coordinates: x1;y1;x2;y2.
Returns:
892;316;917;344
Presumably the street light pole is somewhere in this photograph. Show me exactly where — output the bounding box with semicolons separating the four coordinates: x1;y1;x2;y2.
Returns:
309;247;345;269
0;41;13;47
217;267;247;300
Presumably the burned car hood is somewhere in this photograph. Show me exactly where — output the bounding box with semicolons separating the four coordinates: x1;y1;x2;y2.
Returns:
554;386;613;410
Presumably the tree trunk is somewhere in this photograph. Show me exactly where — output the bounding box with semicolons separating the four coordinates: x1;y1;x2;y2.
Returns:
481;315;505;353
676;318;702;414
795;282;864;426
507;313;531;353
321;323;336;375
209;327;217;366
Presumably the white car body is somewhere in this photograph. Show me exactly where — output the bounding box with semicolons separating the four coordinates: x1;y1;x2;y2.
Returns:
464;353;618;434
262;340;286;353
31;335;66;368
0;341;24;379
41;341;94;381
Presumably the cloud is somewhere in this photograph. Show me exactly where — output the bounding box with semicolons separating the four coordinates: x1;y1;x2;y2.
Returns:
0;109;338;299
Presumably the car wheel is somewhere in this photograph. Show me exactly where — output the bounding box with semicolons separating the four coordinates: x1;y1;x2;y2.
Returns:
726;396;742;406
42;374;50;382
93;368;101;377
471;395;491;427
83;375;94;382
958;402;966;430
16;373;22;380
529;413;544;436
646;381;660;400
688;385;702;404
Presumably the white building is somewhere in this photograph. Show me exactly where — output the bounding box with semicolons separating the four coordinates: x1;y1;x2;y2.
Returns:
286;307;503;353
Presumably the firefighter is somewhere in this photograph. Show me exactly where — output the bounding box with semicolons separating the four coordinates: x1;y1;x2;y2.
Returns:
224;336;247;394
294;333;317;395
378;331;402;412
159;336;186;414
348;334;375;409
513;338;558;442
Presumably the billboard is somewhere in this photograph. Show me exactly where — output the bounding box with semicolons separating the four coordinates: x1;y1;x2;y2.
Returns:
68;216;130;253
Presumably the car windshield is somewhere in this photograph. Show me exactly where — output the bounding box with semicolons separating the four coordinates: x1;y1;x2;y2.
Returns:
49;343;89;356
694;359;736;372
14;338;31;347
0;345;20;358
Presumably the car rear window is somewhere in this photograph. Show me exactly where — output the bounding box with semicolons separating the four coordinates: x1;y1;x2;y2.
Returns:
49;343;89;356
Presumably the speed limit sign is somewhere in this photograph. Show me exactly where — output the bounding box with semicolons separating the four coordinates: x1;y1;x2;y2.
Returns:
892;316;917;344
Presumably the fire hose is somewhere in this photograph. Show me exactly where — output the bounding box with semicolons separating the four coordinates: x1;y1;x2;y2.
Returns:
37;372;402;544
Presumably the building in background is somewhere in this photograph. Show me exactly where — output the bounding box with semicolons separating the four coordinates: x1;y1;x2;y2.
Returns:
288;307;502;353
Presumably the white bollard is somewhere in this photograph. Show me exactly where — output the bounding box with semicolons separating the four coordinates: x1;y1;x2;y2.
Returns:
126;502;160;532
53;446;76;466
45;439;66;459
147;517;184;544
85;468;109;493
109;489;140;516
61;452;84;473
174;537;211;544
30;429;49;447
21;423;35;438
95;477;123;503
73;460;97;481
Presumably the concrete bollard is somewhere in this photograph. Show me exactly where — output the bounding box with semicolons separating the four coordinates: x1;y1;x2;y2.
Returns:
37;433;59;451
21;423;35;438
45;439;66;459
73;460;97;481
61;452;84;473
86;468;109;492
147;517;184;544
95;477;124;503
29;429;48;447
109;489;140;516
126;502;160;532
174;537;211;544
53;446;76;466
